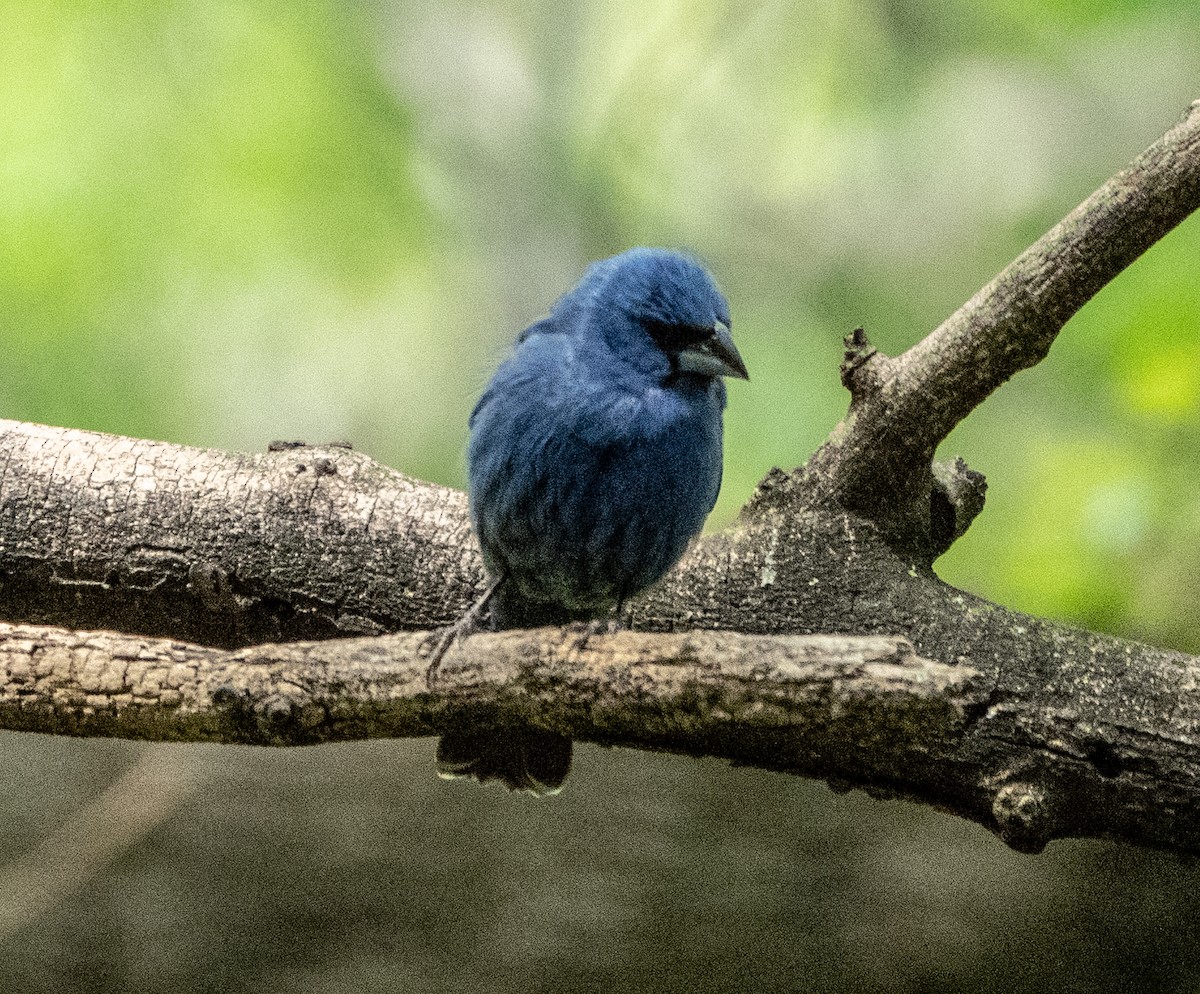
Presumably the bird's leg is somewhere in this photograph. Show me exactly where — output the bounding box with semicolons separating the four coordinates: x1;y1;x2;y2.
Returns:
613;595;629;632
424;575;504;688
593;605;624;636
565;600;627;653
591;595;628;635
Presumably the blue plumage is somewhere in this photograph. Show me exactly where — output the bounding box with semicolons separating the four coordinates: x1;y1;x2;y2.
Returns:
467;247;748;629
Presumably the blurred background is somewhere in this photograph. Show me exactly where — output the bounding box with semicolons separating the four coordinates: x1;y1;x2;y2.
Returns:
2;0;1199;990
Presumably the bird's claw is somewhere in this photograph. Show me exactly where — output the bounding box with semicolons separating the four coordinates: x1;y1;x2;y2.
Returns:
424;576;505;690
423;617;473;690
566;616;623;652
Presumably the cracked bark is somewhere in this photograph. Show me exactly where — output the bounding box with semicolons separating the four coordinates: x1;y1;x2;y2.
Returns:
2;101;1199;855
808;99;1200;557
0;623;973;789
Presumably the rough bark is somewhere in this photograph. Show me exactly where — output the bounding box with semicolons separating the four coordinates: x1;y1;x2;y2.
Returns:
807;99;1200;558
4;419;1200;853
0;622;970;767
1;101;1199;855
0;423;477;645
5;619;1200;855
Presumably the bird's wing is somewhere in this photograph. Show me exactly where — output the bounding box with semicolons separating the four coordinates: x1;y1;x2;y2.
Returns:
471;322;697;456
469;318;569;429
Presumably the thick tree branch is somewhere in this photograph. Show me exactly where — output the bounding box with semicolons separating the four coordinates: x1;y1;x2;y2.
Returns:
0;420;478;645
3;104;1200;854
808;99;1200;556
4;418;1200;853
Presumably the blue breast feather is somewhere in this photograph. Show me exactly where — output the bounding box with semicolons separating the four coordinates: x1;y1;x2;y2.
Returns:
466;248;739;627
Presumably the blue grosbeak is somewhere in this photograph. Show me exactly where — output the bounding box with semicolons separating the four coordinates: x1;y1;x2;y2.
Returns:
468;247;747;629
434;248;746;792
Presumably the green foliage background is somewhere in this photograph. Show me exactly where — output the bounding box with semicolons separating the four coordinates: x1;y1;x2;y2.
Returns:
2;1;1199;990
4;0;1198;648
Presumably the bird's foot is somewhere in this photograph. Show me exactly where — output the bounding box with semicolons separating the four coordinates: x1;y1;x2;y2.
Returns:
422;615;478;689
566;615;624;652
423;576;505;689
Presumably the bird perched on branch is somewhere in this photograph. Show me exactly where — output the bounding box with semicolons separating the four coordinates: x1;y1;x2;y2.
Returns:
429;247;746;792
466;246;748;633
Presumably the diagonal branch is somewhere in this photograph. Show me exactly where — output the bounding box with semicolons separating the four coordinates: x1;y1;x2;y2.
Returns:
808;99;1200;557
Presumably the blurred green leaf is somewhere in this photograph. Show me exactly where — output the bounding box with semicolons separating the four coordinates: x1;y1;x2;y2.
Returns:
1;0;1198;646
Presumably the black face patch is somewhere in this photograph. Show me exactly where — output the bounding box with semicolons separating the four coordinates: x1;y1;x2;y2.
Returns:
640;316;712;355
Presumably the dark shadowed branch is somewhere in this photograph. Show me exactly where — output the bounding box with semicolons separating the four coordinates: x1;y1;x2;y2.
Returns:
2;101;1200;855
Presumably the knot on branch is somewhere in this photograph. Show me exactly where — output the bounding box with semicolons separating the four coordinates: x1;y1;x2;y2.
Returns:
188;562;237;613
741;466;801;517
992;781;1053;854
840;327;891;401
211;684;329;745
929;458;989;557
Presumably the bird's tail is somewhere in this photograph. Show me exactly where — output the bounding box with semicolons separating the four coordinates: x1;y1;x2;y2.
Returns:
436;725;572;796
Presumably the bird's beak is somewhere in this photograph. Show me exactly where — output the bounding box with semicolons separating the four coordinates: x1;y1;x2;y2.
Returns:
677;320;749;381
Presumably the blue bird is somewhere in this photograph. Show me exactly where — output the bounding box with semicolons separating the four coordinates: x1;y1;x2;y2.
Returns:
464;247;748;633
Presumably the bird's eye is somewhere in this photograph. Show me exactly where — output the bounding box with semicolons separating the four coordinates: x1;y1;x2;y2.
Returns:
640;317;712;354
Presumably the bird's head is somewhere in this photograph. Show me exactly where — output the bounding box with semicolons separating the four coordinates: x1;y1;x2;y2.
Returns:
571;248;749;384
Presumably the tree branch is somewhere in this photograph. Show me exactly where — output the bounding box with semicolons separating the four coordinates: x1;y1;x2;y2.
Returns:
4;418;1200;852
3;103;1200;855
0;622;965;751
808;99;1200;557
0;420;478;644
6;618;1200;855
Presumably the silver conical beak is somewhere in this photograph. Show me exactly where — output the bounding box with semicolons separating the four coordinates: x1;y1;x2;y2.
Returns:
676;320;749;380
